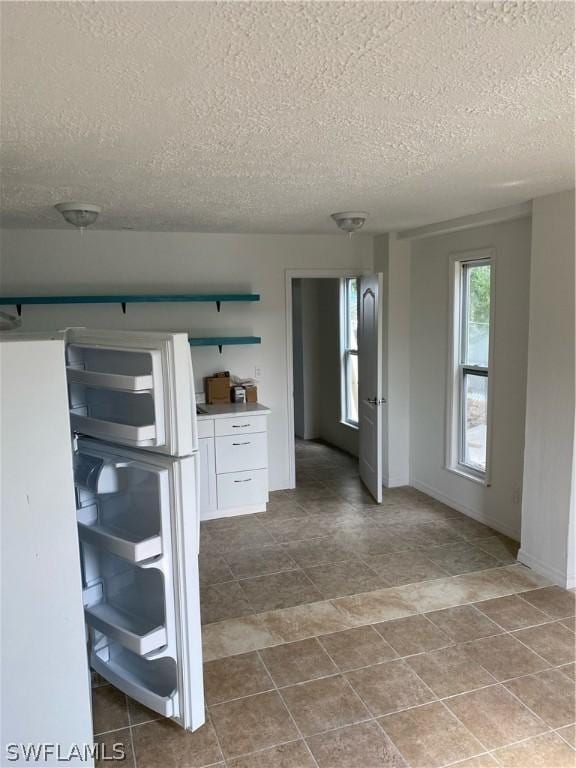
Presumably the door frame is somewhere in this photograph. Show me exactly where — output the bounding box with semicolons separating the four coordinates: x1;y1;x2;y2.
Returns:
285;268;372;489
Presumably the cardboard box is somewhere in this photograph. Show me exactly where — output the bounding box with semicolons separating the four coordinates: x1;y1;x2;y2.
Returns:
245;384;258;403
205;372;231;404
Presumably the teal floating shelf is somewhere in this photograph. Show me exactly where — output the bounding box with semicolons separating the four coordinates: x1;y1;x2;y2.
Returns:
189;336;261;354
0;293;260;315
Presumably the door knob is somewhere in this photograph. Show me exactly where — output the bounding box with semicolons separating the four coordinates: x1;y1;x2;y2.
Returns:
366;397;387;405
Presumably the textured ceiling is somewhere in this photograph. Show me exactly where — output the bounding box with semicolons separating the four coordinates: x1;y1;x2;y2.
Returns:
0;1;574;233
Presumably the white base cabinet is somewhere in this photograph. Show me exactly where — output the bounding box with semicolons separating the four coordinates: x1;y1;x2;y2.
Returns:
197;405;270;520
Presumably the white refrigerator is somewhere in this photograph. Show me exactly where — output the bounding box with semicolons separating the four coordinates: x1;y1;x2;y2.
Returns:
67;328;205;732
2;328;205;767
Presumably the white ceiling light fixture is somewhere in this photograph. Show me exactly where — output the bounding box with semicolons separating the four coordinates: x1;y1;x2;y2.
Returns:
55;202;101;231
331;211;368;236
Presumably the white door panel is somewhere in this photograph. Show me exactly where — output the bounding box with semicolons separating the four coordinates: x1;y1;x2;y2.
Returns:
358;275;384;503
75;438;204;731
66;329;197;457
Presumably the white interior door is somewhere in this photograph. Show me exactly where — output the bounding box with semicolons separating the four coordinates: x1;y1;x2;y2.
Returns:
76;438;204;731
66;329;197;457
358;274;384;502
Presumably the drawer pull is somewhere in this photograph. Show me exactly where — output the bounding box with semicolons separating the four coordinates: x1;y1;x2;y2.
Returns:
232;442;251;446
234;478;252;483
232;424;251;428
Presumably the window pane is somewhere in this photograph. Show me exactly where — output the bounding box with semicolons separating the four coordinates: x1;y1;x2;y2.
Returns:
347;353;358;423
347;279;358;350
464;264;491;367
463;372;487;471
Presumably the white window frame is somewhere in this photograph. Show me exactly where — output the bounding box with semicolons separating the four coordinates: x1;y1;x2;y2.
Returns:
446;248;496;485
340;277;359;429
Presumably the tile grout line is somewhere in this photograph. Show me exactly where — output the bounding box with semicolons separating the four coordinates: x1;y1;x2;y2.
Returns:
316;636;417;768
254;649;322;768
124;693;139;768
221;737;315;767
204;706;229;767
554;726;576;749
365;638;498;764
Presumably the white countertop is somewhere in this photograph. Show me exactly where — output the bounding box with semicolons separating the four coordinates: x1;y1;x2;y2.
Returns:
196;402;271;420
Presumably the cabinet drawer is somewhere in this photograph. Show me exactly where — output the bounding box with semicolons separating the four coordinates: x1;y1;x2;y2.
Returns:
214;415;267;437
215;432;268;474
217;469;268;509
197;419;214;439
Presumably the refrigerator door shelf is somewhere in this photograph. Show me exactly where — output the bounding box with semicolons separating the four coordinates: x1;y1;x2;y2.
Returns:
85;603;167;656
66;367;154;392
66;329;197;456
70;410;159;447
78;518;163;562
83;552;168;657
91;645;178;718
75;450;170;562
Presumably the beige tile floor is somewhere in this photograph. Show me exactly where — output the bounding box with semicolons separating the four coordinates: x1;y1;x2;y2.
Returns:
93;440;576;768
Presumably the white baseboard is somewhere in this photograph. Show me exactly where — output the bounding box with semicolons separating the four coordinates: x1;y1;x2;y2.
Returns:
386;475;411;489
411;478;520;541
517;548;574;589
201;503;267;521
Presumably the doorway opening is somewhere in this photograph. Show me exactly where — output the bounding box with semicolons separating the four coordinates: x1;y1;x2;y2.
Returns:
285;269;383;503
291;276;360;488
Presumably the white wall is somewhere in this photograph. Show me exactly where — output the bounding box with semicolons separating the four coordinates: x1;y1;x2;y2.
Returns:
0;229;373;490
409;216;532;539
519;189;575;587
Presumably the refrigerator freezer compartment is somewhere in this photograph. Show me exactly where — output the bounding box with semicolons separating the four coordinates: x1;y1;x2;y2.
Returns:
92;645;177;717
85;602;167;655
78;518;162;562
67;368;154;391
84;553;167;655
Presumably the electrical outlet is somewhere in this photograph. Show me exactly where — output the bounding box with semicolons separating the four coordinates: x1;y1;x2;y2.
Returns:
254;366;262;379
512;487;522;505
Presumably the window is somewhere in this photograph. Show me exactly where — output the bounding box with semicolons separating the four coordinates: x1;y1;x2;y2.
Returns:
340;278;359;427
449;255;493;478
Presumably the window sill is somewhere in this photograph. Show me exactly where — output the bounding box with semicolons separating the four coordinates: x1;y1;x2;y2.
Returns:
340;420;359;431
445;464;487;486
